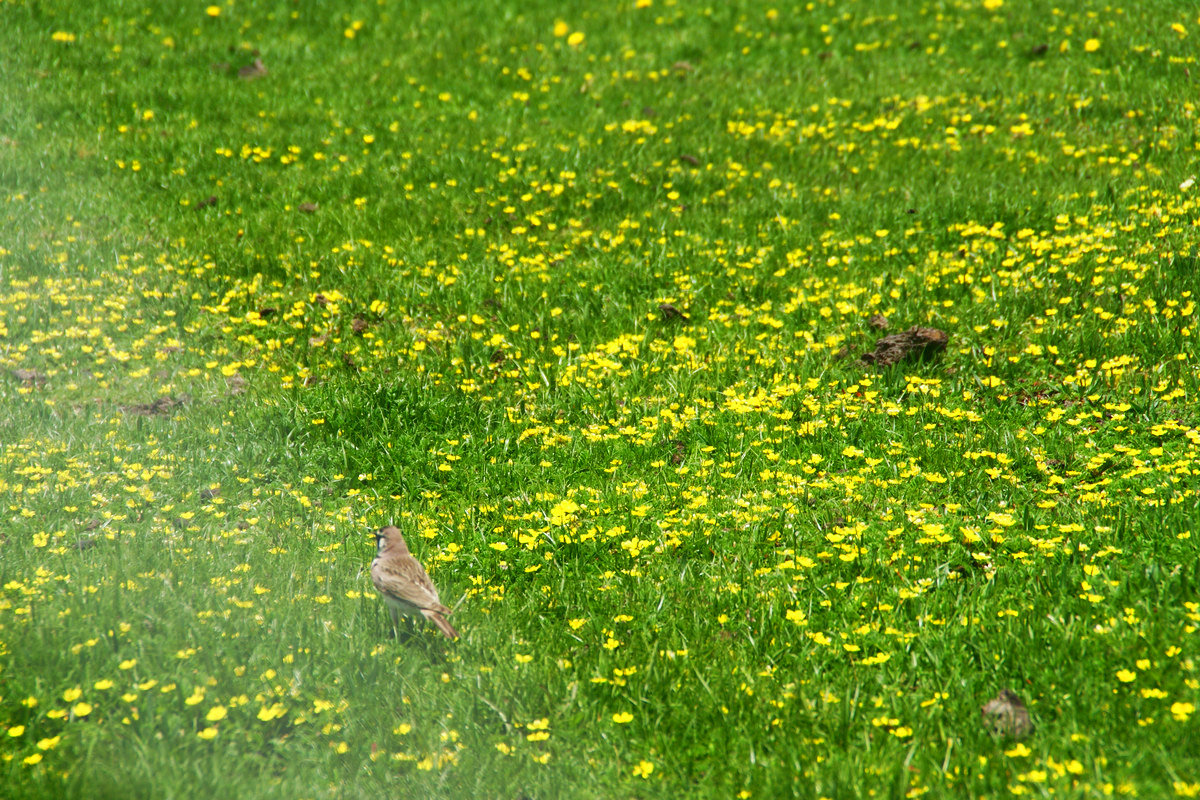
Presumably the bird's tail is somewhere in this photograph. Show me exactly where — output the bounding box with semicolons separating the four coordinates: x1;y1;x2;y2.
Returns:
425;610;459;640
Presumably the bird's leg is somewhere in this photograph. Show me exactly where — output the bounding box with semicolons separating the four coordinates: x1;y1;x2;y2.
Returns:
388;607;400;639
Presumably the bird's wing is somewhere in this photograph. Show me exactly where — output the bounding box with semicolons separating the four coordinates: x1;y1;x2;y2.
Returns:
371;556;447;613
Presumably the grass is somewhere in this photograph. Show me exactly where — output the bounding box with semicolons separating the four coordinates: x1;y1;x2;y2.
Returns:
2;0;1199;797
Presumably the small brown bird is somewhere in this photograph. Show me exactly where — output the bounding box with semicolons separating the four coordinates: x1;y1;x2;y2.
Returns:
370;525;459;640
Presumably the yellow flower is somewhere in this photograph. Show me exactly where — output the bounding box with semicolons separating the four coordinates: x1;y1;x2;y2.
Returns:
257;703;286;721
612;711;634;724
205;6;221;17
51;31;77;43
197;727;218;740
673;335;696;352
73;702;93;717
982;0;1002;9
7;726;24;737
633;759;655;778
206;705;228;722
552;21;569;37
37;736;60;750
1084;38;1100;52
23;753;42;765
567;31;585;47
62;688;82;703
1171;702;1195;721
549;498;580;525
1116;669;1137;683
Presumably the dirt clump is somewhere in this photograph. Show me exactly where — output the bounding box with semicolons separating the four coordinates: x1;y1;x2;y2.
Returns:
860;326;948;367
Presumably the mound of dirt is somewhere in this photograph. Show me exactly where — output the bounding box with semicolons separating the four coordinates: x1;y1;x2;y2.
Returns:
860;326;949;367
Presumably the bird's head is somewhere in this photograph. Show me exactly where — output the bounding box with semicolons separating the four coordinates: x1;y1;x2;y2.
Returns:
373;525;409;555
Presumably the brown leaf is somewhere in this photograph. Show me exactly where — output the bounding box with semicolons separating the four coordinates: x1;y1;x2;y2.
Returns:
196;195;217;210
868;314;889;330
238;58;268;80
1029;43;1049;57
981;689;1033;740
351;316;369;335
199;487;221;501
298;202;319;214
210;62;230;72
226;374;247;395
678;153;700;166
671;60;694;73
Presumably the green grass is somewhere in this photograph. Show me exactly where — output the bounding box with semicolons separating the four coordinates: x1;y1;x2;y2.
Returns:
2;0;1199;797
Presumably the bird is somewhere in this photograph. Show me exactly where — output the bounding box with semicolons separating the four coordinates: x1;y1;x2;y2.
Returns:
370;525;459;640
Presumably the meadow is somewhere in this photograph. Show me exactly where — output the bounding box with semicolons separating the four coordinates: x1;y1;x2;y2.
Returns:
1;0;1198;797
